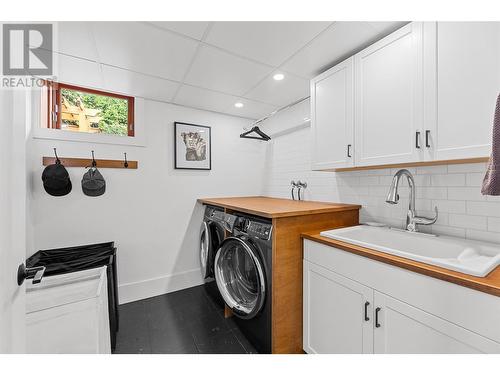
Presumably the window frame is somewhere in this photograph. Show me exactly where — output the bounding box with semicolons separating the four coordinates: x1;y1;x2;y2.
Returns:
46;81;135;137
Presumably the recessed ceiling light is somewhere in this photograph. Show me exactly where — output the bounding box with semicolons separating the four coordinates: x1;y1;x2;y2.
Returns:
273;73;285;81
234;102;244;108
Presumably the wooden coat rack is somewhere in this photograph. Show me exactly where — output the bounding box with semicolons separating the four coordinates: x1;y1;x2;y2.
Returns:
43;149;138;169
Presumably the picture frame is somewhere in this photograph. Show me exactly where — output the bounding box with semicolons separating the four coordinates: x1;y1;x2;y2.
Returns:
174;122;212;170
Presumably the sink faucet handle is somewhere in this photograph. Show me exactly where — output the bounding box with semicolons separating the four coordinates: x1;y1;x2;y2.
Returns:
414;206;438;226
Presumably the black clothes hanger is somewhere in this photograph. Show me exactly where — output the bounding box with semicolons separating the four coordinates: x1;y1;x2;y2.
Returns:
90;150;97;168
240;126;271;141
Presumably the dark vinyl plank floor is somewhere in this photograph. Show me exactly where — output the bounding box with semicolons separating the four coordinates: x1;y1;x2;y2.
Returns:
114;284;258;354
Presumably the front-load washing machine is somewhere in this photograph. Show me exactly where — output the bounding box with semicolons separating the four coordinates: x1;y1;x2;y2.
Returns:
214;213;273;353
200;205;226;307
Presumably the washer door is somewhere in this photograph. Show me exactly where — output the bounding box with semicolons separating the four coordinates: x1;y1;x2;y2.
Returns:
214;237;266;319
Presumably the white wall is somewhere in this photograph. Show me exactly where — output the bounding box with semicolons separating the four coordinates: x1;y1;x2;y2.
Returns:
261;100;500;243
0;89;29;353
0;89;15;352
29;100;266;304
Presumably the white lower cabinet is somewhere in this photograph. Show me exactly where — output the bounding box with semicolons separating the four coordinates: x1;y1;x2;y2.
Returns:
303;262;373;353
373;291;499;354
303;239;500;354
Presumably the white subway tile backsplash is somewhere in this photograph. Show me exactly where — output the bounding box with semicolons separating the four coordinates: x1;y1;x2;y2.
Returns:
263;128;500;244
431;173;466;187
488;217;500;233
466;173;485;187
448;187;486;201
431;199;466;214
415;165;447;175
449;214;487;230
448;163;488;173
416;187;448;200
359;176;380;186
467;201;500;217
416;199;432;212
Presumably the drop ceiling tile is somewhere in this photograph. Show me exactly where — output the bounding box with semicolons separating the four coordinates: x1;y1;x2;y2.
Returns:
184;45;273;96
244;72;309;107
91;22;199;81
205;21;331;66
101;65;179;102
55;22;100;61
282;22;391;78
223;97;278;120
175;84;276;119
57;53;103;89
148;21;211;40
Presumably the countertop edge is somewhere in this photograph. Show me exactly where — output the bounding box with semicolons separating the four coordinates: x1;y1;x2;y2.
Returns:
301;232;500;298
198;197;361;218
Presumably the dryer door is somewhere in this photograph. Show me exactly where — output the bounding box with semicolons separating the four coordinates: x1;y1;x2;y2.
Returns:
214;237;266;319
200;221;213;279
200;221;223;279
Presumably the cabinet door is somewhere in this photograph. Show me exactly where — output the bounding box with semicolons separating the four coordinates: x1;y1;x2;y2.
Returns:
303;260;373;354
310;57;354;170
354;22;424;166
427;22;500;160
373;291;500;354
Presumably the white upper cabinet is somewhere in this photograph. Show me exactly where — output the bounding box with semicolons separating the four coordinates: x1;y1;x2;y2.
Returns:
310;57;354;170
310;21;499;170
425;22;500;160
354;22;424;166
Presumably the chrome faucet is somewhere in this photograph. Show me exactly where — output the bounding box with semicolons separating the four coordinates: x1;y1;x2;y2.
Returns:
386;169;438;232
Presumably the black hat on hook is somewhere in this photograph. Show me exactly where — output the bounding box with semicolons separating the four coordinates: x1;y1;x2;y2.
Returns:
41;148;72;196
82;151;106;197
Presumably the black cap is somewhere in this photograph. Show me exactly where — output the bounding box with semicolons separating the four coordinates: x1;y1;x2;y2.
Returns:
82;167;106;197
42;162;72;196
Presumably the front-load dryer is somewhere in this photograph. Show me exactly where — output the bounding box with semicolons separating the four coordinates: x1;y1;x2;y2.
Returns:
200;205;226;307
214;214;273;353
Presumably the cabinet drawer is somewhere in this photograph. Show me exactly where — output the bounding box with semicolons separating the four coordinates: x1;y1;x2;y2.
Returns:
304;239;500;343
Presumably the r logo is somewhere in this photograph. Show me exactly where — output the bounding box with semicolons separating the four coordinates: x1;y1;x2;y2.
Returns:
2;23;53;76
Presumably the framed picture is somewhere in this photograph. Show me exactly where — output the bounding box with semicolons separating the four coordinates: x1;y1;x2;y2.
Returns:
174;122;211;170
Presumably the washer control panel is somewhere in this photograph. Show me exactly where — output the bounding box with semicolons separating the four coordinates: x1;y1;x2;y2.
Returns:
246;220;272;241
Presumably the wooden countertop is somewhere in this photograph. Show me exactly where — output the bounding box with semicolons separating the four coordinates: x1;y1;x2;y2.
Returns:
198;196;361;218
302;231;500;297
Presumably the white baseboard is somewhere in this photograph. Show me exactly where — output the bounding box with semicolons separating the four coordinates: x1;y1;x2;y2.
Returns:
118;268;204;304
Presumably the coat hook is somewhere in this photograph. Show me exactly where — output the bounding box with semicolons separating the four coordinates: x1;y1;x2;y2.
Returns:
91;150;97;167
123;152;129;168
53;148;61;164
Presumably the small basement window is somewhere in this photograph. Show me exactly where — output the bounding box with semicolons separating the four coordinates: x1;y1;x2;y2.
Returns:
42;81;135;137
